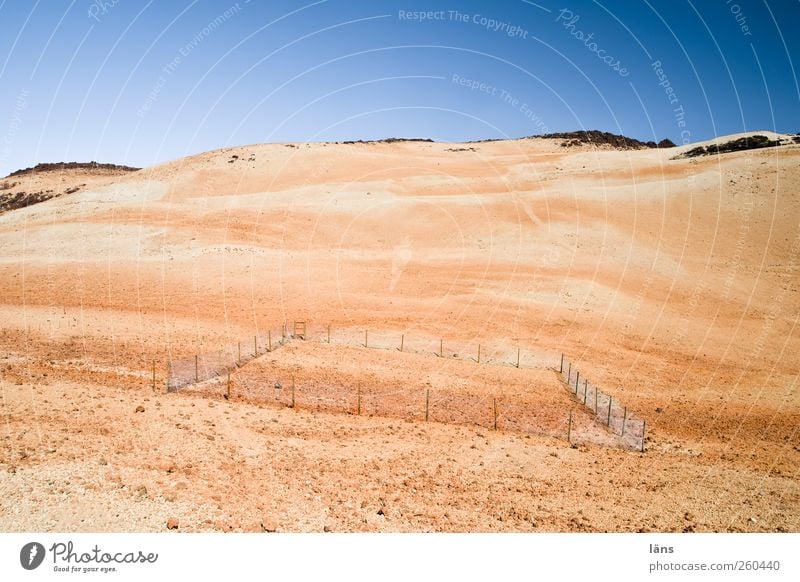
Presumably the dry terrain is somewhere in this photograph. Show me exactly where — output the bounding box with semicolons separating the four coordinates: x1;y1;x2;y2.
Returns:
0;132;798;532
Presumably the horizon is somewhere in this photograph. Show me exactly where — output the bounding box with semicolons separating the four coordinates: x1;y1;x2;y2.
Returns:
1;1;798;176
5;127;799;177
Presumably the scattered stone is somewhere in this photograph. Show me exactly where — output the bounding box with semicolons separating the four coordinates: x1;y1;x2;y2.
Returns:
167;518;179;530
135;405;145;413
260;517;278;532
323;525;332;533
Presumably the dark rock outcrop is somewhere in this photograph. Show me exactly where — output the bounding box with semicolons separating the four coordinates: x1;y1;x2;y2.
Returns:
676;134;785;159
532;130;675;150
7;161;140;178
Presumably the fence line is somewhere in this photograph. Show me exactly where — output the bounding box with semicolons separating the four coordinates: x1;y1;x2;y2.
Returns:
166;323;292;391
306;323;549;371
163;321;642;450
200;369;577;443
558;353;646;451
167;322;545;391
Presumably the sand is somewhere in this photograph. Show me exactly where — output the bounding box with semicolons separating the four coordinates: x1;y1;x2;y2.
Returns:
0;134;798;532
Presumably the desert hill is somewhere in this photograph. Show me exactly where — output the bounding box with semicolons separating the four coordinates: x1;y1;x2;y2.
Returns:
0;162;139;215
0;131;798;532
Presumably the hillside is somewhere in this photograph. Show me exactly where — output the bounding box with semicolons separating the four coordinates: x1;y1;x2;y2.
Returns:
0;132;798;532
0;162;139;215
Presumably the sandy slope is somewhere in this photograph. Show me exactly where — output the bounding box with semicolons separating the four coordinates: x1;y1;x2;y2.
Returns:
0;133;798;532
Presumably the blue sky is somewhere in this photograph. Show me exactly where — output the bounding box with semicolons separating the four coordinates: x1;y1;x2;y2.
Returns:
0;0;798;174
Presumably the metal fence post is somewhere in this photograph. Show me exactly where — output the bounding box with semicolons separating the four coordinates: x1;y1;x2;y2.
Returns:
567;411;572;443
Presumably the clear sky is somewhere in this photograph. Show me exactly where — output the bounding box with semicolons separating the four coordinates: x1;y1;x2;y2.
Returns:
0;0;798;175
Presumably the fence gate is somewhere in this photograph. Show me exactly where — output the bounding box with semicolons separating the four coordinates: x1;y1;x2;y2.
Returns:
293;321;307;339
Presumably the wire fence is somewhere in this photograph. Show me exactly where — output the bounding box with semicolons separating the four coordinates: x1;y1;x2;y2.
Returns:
559;354;646;451
163;321;645;450
188;367;578;443
304;323;552;370
166;322;292;391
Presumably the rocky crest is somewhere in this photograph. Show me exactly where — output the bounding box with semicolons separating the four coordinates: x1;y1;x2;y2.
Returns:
675;134;799;158
533;131;676;150
7;161;140;178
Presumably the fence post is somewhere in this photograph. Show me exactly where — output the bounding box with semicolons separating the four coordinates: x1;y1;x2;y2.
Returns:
567;361;571;382
268;330;271;352
254;335;258;356
365;330;368;348
641;421;646;452
400;334;404;352
425;390;429;422
621;407;627;436
516;348;520;369
567;411;572;443
195;355;198;382
583;379;588;405
493;398;497;430
327;324;331;344
575;371;579;394
607;397;612;425
226;371;231;399
477;344;481;364
560;353;564;373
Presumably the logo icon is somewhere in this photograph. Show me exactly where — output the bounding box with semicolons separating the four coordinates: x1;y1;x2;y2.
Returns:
20;542;45;570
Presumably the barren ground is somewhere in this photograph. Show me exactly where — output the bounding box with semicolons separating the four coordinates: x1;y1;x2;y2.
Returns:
1;134;798;532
